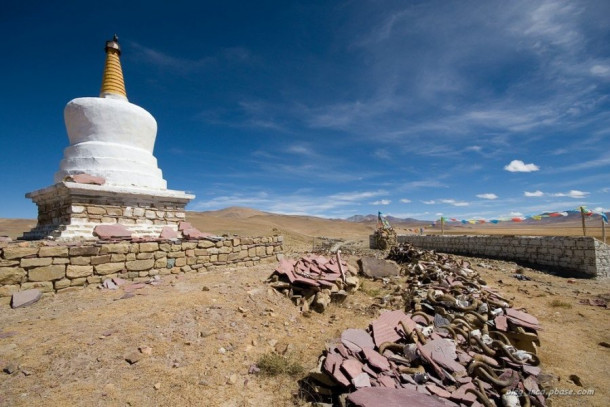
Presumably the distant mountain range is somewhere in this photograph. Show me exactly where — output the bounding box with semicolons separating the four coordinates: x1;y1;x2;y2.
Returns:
345;211;609;225
345;214;431;224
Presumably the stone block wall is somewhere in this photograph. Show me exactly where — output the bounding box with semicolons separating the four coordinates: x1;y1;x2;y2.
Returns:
377;235;608;278
0;235;283;296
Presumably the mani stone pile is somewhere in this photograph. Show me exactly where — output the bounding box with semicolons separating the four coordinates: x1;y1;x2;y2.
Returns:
303;243;545;407
268;253;360;313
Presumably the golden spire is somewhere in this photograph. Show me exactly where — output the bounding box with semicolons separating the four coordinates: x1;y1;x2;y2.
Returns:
100;34;127;99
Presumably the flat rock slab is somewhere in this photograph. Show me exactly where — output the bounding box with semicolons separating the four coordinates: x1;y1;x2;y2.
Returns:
341;329;375;352
341;358;364;380
159;226;178;239
94;224;132;239
506;308;540;327
359;257;401;279
66;173;105;185
347;387;449;407
362;347;391;372
182;228;215;240
11;289;42;309
371;310;411;347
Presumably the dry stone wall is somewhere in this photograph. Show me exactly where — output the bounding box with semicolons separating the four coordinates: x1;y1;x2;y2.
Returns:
0;235;283;296
378;235;608;278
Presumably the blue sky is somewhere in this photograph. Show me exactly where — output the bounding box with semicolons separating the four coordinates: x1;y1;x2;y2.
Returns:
1;0;609;220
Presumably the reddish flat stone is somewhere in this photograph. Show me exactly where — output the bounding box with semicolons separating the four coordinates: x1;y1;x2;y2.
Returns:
426;383;451;398
422;338;466;375
182;228;214;240
494;315;508;331
498;369;520;390
341;358;364;379
321;273;342;282
341;329;375;352
329;343;350;358
378;375;397;388
94;224;132;239
507;316;541;331
416;342;446;380
178;221;193;231
276;258;296;274
322;353;350;387
347;387;449;407
361;347;391;372
371;310;411;346
323;353;342;375
352;372;372;388
362;363;378;378
293;276;320;287
450;382;477;403
67;173;106;185
457;350;473;364
11;289;42;309
506;308;540;326
522;365;541;376
159;226;178;239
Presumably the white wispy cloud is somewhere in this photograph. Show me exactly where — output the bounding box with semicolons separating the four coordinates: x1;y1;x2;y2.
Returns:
590;64;610;77
330;190;388;202
286;144;316;156
371;199;391;205
524;190;545;197
552;190;589;198
439;199;470;207
400;198;412;203
504;160;540;172
477;193;498;200
422;200;436;205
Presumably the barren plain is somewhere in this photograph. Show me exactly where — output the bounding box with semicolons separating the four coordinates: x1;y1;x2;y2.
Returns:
0;208;608;406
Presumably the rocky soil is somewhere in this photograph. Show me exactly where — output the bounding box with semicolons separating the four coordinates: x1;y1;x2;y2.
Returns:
0;223;608;406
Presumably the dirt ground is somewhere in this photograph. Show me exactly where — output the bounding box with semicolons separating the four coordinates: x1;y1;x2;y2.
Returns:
0;210;609;406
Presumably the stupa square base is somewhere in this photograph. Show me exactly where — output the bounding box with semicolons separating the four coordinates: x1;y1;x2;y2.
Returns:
23;182;194;241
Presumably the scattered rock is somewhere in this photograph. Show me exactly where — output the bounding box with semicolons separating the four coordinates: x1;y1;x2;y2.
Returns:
358;257;401;279
3;364;18;375
125;352;143;365
11;289;42;309
568;374;584;387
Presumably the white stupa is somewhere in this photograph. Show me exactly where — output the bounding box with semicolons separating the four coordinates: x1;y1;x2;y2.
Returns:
24;35;194;240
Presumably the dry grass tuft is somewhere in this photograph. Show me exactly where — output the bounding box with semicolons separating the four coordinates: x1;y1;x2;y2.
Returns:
257;352;304;377
549;299;572;308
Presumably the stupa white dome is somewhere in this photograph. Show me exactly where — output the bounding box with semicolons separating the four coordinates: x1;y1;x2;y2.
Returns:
54;34;168;190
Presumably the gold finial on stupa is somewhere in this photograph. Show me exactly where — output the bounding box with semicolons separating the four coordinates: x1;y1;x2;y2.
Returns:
100;34;127;99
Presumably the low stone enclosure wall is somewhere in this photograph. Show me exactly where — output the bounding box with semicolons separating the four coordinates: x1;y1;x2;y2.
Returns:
371;234;609;278
0;235;283;297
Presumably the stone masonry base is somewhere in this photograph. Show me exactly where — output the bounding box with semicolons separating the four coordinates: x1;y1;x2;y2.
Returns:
0;235;283;296
24;182;194;240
